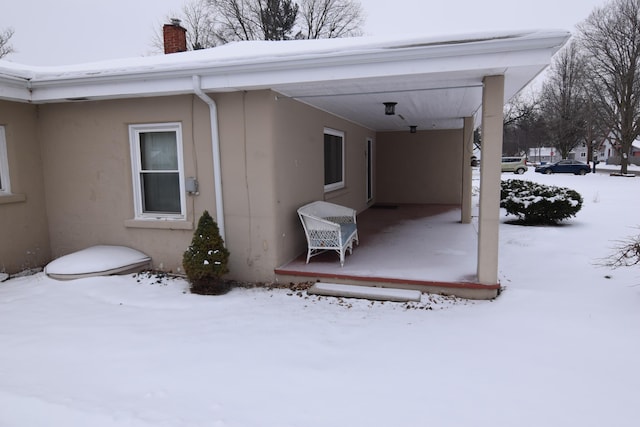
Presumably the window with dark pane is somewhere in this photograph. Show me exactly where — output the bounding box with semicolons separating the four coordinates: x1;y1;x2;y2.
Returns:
139;131;180;213
324;130;344;190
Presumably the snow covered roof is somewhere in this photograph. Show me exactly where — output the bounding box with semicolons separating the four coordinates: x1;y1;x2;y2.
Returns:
0;30;569;131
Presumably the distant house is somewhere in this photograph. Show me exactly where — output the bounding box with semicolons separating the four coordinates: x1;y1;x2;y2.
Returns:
634;140;640;160
0;24;569;297
528;147;562;164
600;138;640;165
569;143;589;161
528;143;590;164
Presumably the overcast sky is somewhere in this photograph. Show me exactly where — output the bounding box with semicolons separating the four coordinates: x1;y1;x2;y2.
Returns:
3;0;609;66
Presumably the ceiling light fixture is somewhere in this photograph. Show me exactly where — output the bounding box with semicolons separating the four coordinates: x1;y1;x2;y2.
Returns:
383;102;397;115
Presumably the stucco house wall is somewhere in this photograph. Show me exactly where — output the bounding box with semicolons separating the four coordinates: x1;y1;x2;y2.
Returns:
215;89;376;275
0;101;51;273
376;129;464;205
29;89;376;283
37;95;215;274
214;90;280;281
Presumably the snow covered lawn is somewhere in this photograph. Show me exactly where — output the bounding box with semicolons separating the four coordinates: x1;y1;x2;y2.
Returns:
1;170;639;427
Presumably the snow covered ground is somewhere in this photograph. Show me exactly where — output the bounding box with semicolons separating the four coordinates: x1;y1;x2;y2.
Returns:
1;169;639;427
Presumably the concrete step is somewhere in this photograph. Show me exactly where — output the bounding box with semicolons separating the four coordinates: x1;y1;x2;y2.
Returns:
308;282;422;302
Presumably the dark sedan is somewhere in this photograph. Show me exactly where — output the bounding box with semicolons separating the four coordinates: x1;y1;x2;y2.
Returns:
535;159;591;175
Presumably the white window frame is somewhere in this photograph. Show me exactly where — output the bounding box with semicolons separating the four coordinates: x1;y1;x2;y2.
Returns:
129;123;186;220
0;126;11;195
324;127;345;193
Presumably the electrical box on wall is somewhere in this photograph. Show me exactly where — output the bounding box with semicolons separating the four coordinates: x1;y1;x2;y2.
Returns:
186;177;199;195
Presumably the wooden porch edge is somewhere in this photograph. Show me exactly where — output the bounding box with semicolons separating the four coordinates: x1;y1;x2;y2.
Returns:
274;268;501;300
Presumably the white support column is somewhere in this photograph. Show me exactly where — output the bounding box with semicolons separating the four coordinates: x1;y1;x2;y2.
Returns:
477;75;504;285
461;116;474;224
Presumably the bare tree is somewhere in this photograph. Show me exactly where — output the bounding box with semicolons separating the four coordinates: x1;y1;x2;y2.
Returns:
151;0;263;48
297;0;364;39
502;92;548;156
183;0;220;49
539;42;588;160
503;92;539;128
601;228;640;268
155;0;365;50
583;87;612;167
212;0;261;42
211;0;298;41
578;0;640;174
0;27;15;59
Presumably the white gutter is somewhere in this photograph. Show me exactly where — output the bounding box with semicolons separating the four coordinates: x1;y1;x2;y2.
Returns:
192;75;226;242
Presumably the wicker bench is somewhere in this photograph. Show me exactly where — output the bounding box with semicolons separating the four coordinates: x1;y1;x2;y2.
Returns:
297;201;359;267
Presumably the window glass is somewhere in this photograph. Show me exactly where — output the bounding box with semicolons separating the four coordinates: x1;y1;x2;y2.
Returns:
142;173;181;213
366;138;373;202
140;132;178;170
324;128;344;192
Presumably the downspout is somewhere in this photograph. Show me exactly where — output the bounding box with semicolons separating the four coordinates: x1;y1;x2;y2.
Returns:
192;75;226;242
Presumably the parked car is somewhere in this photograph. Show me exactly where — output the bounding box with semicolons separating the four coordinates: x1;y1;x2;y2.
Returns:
501;157;528;174
534;159;591;175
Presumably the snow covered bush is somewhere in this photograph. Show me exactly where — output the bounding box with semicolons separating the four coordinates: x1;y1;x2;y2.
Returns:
500;180;583;225
183;210;230;295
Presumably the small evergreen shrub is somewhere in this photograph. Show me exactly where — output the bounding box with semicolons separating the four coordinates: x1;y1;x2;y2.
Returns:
183;210;231;295
500;179;583;225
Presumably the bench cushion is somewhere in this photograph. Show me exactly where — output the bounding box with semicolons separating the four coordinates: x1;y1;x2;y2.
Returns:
340;223;357;245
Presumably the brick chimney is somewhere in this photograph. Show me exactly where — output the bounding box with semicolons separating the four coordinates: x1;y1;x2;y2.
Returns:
163;18;187;54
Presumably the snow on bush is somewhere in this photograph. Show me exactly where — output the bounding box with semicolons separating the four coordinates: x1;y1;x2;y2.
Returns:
500;179;583;225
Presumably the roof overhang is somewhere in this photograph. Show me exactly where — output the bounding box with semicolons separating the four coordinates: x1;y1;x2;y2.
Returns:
0;30;570;131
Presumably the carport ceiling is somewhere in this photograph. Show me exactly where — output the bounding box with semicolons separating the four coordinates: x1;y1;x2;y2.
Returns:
274;74;484;131
272;64;544;132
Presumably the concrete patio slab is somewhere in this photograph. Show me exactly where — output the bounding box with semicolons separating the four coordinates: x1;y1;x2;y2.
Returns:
276;204;500;299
